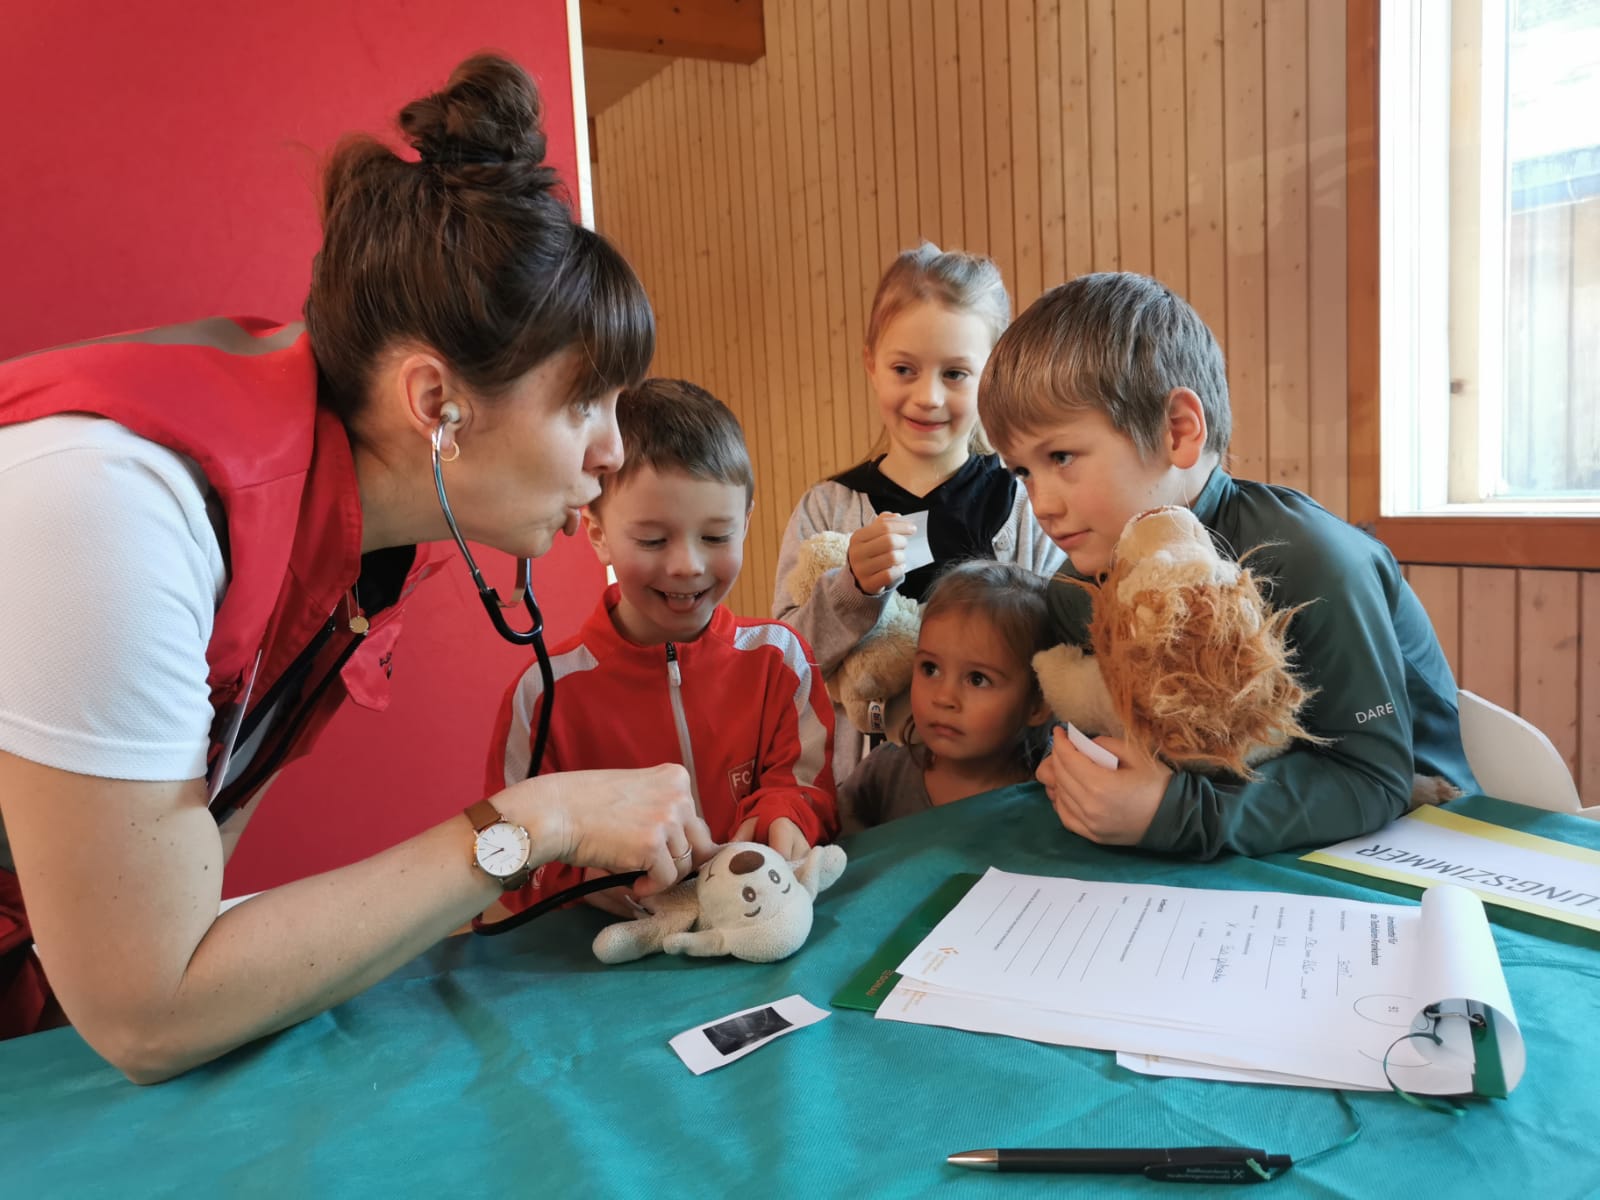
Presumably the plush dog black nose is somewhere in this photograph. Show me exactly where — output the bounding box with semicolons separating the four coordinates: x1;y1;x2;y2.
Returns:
729;849;765;875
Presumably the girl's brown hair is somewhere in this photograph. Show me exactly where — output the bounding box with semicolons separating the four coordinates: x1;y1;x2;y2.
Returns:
304;53;654;424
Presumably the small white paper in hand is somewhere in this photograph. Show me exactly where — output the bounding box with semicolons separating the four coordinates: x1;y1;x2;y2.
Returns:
1066;721;1119;769
669;994;829;1075
901;509;935;574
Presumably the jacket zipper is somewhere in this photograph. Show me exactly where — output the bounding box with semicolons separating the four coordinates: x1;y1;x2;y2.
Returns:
664;642;703;816
208;614;366;824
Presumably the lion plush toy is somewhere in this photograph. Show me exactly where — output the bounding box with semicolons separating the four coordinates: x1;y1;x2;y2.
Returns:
1032;505;1322;778
592;842;847;965
781;531;920;739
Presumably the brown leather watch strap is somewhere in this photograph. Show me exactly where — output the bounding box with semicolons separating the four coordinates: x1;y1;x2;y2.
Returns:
465;799;503;833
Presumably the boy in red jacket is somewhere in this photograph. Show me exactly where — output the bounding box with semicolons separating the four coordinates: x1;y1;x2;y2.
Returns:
489;379;838;915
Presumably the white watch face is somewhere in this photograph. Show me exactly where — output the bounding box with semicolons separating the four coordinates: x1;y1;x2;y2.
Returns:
474;821;532;879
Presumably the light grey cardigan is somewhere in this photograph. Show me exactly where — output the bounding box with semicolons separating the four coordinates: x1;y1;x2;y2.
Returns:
771;476;1066;780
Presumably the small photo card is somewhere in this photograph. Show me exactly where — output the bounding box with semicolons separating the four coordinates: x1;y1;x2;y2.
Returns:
669;994;829;1075
1065;721;1119;769
901;509;934;574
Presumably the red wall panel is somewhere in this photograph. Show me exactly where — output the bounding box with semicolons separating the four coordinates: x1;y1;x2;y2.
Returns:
0;1;609;892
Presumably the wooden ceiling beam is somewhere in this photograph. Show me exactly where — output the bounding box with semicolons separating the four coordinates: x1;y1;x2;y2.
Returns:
579;0;764;64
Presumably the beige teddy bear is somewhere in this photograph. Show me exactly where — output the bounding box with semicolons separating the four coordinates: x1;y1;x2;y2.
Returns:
592;842;847;964
781;531;921;741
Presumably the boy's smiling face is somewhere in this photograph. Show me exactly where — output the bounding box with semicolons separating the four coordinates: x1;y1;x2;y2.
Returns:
1000;406;1196;579
585;465;751;645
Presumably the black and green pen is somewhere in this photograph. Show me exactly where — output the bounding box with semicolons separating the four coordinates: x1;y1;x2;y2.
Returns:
947;1146;1293;1184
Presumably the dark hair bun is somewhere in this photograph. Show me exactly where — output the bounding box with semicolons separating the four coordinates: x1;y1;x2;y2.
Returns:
400;53;549;172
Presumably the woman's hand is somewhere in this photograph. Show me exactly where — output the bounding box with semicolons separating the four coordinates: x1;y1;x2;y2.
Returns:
500;763;715;896
847;513;916;596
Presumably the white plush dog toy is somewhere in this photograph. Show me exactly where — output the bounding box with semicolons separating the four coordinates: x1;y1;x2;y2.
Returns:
782;530;920;739
592;842;848;964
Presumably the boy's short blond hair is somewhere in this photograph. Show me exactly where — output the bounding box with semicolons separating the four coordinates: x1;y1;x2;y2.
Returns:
595;378;754;508
979;272;1232;459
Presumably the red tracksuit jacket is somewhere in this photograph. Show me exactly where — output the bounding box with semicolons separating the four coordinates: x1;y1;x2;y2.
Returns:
488;584;838;912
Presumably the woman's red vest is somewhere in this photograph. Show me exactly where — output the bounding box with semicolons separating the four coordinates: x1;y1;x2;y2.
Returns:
0;317;438;1038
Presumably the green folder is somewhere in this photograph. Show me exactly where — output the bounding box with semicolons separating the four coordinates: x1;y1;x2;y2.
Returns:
831;873;981;1013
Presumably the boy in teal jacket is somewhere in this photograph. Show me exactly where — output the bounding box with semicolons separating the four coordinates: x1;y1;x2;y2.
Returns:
979;272;1475;858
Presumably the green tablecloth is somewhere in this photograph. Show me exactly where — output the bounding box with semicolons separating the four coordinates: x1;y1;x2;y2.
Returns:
2;789;1597;1198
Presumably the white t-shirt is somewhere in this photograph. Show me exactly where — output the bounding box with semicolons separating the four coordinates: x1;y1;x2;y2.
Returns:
0;415;226;787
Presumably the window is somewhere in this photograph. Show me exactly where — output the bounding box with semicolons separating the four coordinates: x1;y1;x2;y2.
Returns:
1362;0;1600;561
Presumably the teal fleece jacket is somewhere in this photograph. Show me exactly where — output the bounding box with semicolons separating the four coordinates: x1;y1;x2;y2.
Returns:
1046;468;1476;859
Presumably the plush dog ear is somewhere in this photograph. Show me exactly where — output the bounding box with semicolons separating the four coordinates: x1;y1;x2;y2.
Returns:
793;844;847;898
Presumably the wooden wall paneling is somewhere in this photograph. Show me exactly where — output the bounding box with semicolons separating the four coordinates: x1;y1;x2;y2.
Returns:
664;65;696;379
1459;567;1519;712
1222;0;1267;479
1516;569;1581;781
793;0;835;485
956;0;990;257
677;62;708;388
985;0;1017;286
1087;0;1120;270
1183;0;1228;344
889;0;921;244
1148;0;1188;295
717;65;759;616
847;0;880;454
777;0;822;492
828;0;869;462
1407;564;1463;680
1582;573;1600;807
752;60;796;611
1113;0;1153;275
1306;0;1348;518
1263;0;1309;492
934;0;966;259
911;0;943;242
761;17;804;524
1035;0;1067;290
811;0;853;477
1060;0;1094;278
638;81;672;377
1008;0;1043;307
868;2;900;292
697;61;733;404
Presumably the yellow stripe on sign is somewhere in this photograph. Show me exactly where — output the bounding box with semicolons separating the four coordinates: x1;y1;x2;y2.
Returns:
1407;807;1600;867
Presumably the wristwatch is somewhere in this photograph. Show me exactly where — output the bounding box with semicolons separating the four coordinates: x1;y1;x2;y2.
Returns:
465;799;535;890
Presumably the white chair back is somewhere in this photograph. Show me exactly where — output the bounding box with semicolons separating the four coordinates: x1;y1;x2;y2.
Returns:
1457;689;1589;815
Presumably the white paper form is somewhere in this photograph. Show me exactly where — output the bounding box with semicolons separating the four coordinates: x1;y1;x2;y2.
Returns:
883;869;1523;1093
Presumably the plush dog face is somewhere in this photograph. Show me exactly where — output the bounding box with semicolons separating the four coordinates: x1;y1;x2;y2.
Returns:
695;844;815;949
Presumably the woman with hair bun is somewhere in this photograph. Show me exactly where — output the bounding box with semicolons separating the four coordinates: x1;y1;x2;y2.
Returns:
0;54;712;1081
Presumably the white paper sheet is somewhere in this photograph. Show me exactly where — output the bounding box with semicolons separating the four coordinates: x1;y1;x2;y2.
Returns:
879;869;1523;1094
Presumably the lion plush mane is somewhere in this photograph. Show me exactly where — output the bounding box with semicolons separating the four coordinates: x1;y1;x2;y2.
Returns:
1035;506;1323;778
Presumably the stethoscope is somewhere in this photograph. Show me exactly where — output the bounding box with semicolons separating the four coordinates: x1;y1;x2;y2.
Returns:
432;403;554;783
436;403;654;936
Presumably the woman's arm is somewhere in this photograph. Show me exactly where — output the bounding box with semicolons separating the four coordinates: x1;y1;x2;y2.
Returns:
2;752;705;1083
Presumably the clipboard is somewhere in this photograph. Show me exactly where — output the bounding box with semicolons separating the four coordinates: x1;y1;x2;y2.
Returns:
831;873;980;1013
207;650;262;805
